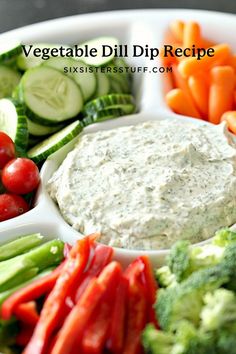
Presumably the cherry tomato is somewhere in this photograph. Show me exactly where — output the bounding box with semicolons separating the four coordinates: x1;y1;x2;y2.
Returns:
2;158;40;195
0;132;15;169
0;194;29;221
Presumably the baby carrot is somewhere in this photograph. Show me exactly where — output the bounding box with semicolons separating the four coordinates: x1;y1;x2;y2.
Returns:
234;91;236;106
169;20;185;43
178;44;231;77
201;38;215;49
221;111;236;134
208;66;235;124
172;64;197;107
183;21;201;48
166;88;202;119
188;72;209;119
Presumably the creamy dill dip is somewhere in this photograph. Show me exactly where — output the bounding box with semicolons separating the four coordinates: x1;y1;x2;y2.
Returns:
47;119;236;250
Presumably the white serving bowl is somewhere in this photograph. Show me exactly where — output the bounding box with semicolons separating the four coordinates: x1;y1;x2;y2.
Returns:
0;9;236;267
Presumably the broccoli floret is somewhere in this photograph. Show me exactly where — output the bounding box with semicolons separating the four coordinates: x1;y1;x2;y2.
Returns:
175;321;216;354
167;241;224;283
156;265;229;331
155;266;177;288
167;240;190;282
216;323;236;354
142;322;216;354
200;289;236;331
212;228;236;247
221;243;236;291
142;324;176;354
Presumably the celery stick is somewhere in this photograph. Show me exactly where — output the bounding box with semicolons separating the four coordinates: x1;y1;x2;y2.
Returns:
0;239;64;292
0;268;54;307
0;267;38;293
0;233;44;261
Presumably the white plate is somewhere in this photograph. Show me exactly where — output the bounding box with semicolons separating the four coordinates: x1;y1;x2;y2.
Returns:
0;9;236;267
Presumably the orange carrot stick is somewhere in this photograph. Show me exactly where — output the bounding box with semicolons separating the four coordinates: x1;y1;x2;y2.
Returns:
221;111;236;134
183;21;201;48
172;64;198;108
166;88;202;119
188;72;209;119
164;30;181;45
234;91;236;106
201;38;215;49
178;44;231;77
208;66;235;124
169;20;185;43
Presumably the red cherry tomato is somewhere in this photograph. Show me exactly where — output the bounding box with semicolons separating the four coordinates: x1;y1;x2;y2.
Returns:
0;132;15;169
0;194;29;221
2;158;40;195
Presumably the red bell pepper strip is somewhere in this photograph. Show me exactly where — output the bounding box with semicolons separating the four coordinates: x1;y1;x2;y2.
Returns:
1;263;64;321
16;324;34;347
63;243;72;258
75;244;113;301
122;260;148;354
23;237;91;354
51;261;121;354
14;301;39;326
123;281;147;354
106;276;129;353
138;256;158;325
50;278;105;354
81;262;122;354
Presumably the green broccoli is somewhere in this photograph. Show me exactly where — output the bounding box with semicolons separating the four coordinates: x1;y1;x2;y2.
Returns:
142;324;176;354
167;241;225;283
165;228;236;285
200;289;236;331
167;240;190;282
221;243;236;291
142;321;216;354
212;228;236;247
216;323;236;354
155;266;177;288
156;265;229;331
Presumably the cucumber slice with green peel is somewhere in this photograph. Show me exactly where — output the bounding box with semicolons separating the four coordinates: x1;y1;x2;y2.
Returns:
0;98;28;152
0;41;22;63
0;66;21;98
27;118;64;137
84;94;136;115
95;71;110;97
28;120;83;163
17;43;71;71
19;66;83;126
44;57;96;101
78;37;119;66
83;107;126;126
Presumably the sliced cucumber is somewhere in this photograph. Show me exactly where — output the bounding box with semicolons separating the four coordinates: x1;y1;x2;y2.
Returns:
19;66;83;126
44;57;96;101
28;120;83;163
0;98;28;152
27;118;64;137
0;66;21;98
0;42;22;63
95;71;110;97
77;37;119;66
83;107;126;126
84;94;136;115
17;43;70;71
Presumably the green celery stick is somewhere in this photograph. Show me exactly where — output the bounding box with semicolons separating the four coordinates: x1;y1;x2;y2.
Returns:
0;233;44;261
0;268;54;307
0;239;64;293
